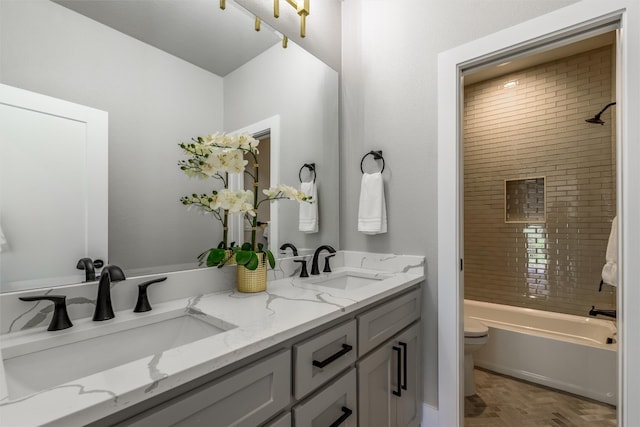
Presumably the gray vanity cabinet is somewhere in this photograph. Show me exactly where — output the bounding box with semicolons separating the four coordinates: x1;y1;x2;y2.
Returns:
265;412;291;427
357;288;421;357
119;349;291;427
292;368;357;427
357;287;421;427
108;286;422;427
293;319;357;399
357;322;421;427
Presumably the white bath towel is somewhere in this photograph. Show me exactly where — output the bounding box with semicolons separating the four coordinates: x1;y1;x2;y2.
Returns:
601;216;618;287
299;181;318;233
358;172;387;234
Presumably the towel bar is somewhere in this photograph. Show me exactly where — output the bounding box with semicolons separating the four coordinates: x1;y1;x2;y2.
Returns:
360;150;385;174
299;163;316;182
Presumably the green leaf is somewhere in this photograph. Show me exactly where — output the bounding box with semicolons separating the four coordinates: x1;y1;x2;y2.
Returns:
241;242;252;251
257;242;264;252
265;250;275;268
206;248;226;267
245;253;259;270
235;250;252;266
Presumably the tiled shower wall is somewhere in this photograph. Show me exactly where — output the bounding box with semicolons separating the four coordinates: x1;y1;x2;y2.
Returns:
463;45;616;316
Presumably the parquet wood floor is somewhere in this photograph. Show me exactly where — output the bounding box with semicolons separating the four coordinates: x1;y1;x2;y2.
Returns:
464;368;617;426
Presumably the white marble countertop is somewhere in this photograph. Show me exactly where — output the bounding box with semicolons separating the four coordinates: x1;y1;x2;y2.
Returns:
0;253;424;426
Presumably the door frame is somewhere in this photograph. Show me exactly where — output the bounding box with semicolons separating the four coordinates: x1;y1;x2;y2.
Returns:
437;1;640;425
229;115;281;252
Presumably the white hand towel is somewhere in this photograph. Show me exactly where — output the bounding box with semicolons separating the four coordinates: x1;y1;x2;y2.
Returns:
299;181;318;233
358;172;387;234
601;216;618;287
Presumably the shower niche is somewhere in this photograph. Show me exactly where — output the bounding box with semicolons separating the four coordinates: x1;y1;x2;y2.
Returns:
504;177;546;223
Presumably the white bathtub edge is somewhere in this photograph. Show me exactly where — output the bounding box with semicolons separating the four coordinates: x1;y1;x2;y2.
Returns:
474;360;616;406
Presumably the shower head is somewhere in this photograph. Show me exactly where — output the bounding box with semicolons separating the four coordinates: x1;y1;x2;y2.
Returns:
585;101;616;125
585;116;605;125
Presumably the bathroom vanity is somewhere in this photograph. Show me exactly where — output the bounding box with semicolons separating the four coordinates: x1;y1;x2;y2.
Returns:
0;252;424;426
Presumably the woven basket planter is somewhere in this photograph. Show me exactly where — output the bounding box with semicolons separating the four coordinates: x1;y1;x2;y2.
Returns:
224;249;236;266
236;252;267;293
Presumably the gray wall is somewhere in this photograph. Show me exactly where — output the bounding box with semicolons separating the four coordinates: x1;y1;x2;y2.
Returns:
224;43;339;253
1;1;225;273
340;0;579;408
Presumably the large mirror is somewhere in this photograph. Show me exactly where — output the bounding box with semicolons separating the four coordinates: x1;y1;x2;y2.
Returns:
0;0;339;292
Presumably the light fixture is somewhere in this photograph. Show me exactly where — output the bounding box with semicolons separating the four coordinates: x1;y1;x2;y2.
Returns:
218;0;298;49
274;0;310;38
503;80;518;89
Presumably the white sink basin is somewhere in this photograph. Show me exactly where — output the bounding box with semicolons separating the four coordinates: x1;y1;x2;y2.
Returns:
1;309;235;400
305;270;385;291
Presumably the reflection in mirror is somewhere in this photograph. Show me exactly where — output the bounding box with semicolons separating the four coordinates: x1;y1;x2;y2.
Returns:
0;0;338;293
0;84;108;292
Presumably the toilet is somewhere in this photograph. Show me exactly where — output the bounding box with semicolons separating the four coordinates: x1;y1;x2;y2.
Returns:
464;316;489;396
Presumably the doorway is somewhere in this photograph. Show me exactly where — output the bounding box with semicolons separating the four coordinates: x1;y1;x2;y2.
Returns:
436;2;640;426
243;133;271;250
461;32;618;425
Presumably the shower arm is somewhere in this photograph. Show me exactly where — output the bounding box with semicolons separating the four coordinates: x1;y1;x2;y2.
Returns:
595;102;616;117
589;102;617;123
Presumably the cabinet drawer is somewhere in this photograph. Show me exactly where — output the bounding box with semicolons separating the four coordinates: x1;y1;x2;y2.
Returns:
121;349;291;427
293;319;357;399
358;288;421;356
293;368;357;427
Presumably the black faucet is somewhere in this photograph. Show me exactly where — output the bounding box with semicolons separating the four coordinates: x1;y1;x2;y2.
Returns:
19;295;74;331
93;265;126;321
589;306;617;319
311;245;336;275
280;243;299;256
134;277;167;312
294;258;309;277
76;258;96;282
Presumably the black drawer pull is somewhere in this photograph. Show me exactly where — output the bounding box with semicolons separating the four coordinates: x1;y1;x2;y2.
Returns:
312;343;353;368
329;406;353;427
392;346;402;397
399;341;408;390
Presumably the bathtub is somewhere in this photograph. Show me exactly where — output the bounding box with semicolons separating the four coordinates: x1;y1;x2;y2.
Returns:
465;299;617;405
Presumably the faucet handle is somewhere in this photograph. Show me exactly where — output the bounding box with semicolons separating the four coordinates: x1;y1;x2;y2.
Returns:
134;277;167;312
294;258;309;278
19;295;73;331
323;254;336;273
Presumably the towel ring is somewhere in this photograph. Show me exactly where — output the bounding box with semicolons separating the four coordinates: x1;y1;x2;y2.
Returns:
360;150;385;174
299;163;316;183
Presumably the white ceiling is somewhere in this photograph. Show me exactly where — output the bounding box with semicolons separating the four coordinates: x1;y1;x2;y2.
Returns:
54;0;281;77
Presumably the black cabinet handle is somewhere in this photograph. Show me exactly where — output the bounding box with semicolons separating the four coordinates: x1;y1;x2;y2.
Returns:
329;406;353;427
392;346;402;397
399;341;408;390
312;343;353;368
